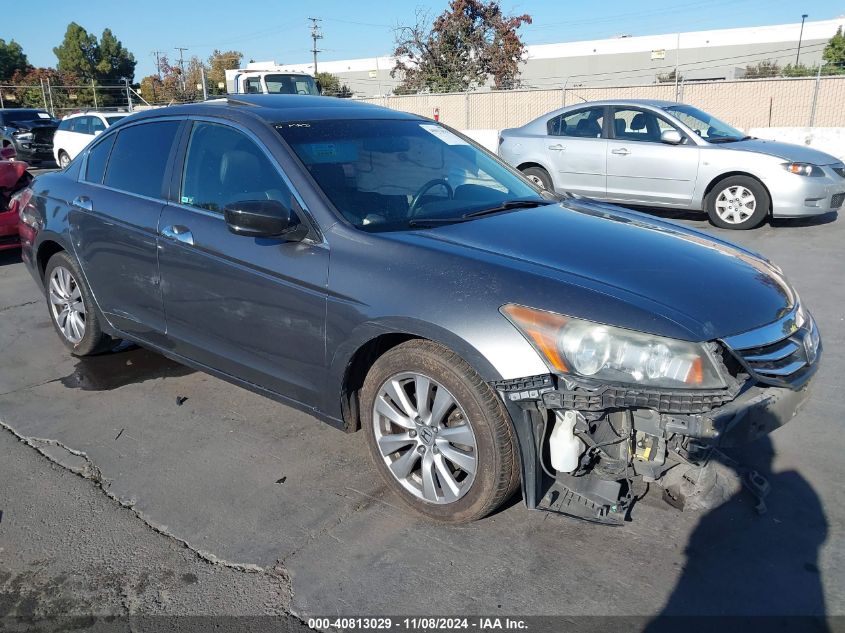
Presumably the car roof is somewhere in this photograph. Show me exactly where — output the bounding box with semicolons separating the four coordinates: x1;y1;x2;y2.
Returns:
63;111;127;119
124;95;426;125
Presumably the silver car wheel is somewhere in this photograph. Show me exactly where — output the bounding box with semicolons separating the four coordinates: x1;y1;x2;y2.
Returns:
49;266;86;344
527;174;545;188
715;185;756;224
372;371;478;505
59;152;70;168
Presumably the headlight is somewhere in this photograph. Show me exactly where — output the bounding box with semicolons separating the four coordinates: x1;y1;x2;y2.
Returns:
783;162;823;177
501;304;726;389
12;131;33;141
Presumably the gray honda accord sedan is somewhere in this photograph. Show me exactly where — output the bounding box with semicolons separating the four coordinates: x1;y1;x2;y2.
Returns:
499;99;845;230
18;95;821;523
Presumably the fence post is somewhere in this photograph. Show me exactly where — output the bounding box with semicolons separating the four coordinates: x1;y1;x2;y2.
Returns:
0;88;4;109
125;78;133;112
46;78;55;116
200;66;208;101
91;79;98;109
809;65;823;127
39;78;49;111
465;91;470;128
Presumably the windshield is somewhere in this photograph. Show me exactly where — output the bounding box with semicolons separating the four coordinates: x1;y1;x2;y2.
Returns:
2;110;53;123
277;119;546;232
264;74;320;96
663;104;746;142
105;115;126;126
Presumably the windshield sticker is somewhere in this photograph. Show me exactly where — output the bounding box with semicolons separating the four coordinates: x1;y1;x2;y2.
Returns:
419;124;468;146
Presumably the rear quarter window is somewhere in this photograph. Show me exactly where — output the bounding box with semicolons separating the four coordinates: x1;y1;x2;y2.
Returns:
104;121;180;198
84;135;116;184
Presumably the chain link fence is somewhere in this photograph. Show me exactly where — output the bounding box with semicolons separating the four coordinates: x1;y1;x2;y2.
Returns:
360;76;845;130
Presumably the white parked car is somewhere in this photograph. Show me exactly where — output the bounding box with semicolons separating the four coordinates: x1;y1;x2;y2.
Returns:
53;112;127;168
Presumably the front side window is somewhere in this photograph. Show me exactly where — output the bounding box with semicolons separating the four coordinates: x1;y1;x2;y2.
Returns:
663;104;745;143
547;108;605;138
244;77;262;94
105;115;126;127
278;119;546;232
181;121;294;213
104;120;180;198
84;134;116;184
70;117;91;134
612;108;680;143
90;117;107;134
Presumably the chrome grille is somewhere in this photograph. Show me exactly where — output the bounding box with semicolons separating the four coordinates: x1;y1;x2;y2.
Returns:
721;306;820;387
831;193;845;209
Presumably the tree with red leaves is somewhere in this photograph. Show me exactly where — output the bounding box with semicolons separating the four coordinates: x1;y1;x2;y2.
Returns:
392;0;532;94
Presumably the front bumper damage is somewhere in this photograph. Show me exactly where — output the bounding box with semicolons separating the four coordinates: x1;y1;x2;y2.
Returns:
494;355;818;524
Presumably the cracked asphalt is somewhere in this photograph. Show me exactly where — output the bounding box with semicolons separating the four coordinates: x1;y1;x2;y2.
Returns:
1;207;844;627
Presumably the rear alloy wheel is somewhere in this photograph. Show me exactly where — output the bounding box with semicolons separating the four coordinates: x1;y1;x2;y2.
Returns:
706;176;769;229
58;151;71;169
361;340;519;523
521;166;552;191
44;251;113;356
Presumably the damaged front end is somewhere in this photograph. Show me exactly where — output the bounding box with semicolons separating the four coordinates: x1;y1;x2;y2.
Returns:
494;305;821;524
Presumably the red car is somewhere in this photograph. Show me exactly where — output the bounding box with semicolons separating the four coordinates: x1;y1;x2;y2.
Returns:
0;146;31;251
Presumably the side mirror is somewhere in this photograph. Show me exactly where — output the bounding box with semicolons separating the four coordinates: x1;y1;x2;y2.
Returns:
315;80;323;95
224;199;307;241
660;129;683;145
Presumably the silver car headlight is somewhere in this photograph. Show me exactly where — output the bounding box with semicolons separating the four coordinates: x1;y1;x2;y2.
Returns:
783;162;824;177
502;304;726;389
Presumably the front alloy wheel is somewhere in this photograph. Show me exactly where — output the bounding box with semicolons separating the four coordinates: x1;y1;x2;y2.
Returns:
372;372;478;504
49;266;86;344
361;340;519;523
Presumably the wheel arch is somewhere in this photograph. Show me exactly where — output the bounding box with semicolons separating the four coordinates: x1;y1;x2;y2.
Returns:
703;171;773;214
36;239;67;280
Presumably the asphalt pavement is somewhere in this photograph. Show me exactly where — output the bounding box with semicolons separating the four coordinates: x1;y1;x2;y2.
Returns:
0;205;843;628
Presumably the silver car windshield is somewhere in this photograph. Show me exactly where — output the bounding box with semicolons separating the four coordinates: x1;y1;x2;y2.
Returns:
278;119;546;232
663;104;747;143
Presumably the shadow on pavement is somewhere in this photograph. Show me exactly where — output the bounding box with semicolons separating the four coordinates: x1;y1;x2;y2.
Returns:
0;250;22;267
645;435;829;632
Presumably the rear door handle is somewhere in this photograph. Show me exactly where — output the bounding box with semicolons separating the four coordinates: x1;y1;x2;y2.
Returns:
71;196;92;211
160;225;194;246
548;144;566;151
611;148;631;155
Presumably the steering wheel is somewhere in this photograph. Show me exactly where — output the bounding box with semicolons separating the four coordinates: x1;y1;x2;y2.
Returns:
408;179;454;217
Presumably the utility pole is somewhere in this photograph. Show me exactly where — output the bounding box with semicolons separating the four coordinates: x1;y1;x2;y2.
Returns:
152;50;164;78
796;14;808;66
175;47;188;91
308;18;323;75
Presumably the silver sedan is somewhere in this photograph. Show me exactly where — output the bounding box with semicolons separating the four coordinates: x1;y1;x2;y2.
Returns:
499;99;845;229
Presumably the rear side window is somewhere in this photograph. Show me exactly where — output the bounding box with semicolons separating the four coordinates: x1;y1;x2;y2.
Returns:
547;108;605;138
84;135;116;184
180;121;293;213
104;121;180;198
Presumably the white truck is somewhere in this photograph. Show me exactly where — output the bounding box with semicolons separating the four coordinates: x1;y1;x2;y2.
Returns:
225;62;321;96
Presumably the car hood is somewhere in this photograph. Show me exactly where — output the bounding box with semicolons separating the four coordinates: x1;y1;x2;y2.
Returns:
397;200;796;342
727;138;840;164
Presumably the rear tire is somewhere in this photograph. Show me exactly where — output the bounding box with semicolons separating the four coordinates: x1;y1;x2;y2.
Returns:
44;251;114;356
705;176;769;230
521;166;553;191
361;340;519;523
58;151;71;169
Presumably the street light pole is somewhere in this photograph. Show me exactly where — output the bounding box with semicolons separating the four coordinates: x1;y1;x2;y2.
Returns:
796;14;808;66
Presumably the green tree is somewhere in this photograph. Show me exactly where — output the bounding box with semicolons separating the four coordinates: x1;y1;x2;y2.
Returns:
53;22;99;80
207;50;243;95
316;71;352;97
391;0;532;93
822;26;845;73
0;39;29;81
96;28;136;83
744;60;781;78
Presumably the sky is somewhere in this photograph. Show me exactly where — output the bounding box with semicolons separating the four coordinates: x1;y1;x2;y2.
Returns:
3;0;845;79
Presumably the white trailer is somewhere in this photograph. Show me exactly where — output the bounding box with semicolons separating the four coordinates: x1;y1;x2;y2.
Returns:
225;62;320;96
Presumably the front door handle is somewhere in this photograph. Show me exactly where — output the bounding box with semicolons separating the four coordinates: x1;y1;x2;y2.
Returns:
548;144;566;151
611;148;631;155
160;225;194;246
71;196;93;211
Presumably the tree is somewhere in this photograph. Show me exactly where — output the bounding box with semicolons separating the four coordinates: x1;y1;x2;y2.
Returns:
0;39;29;81
391;0;532;93
207;50;243;95
316;71;352;97
823;26;845;67
53;23;99;80
53;23;136;83
96;28;136;83
744;60;781;78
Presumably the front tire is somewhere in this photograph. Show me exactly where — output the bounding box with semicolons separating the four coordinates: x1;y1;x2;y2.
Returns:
58;151;71;169
361;340;519;523
44;251;113;356
705;176;769;229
